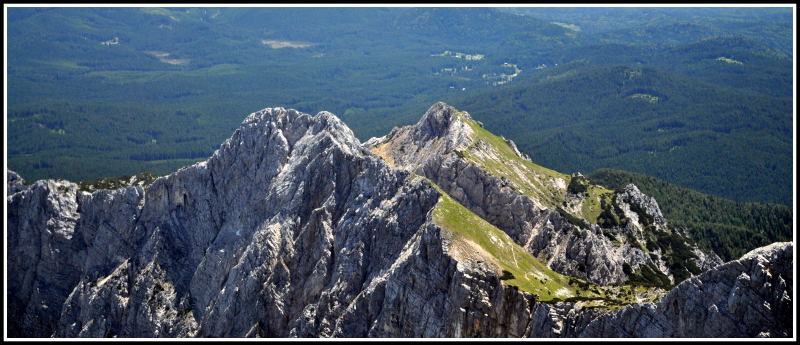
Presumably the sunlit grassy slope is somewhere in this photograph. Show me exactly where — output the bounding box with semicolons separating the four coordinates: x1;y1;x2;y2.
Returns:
426;177;655;307
456;114;568;209
581;184;615;224
428;179;586;300
452;111;613;224
431;180;579;300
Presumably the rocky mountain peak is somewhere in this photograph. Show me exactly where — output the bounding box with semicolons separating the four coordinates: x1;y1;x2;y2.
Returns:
365;102;475;169
225;107;366;162
7;105;442;338
7;170;27;196
413;101;472;140
614;183;667;228
242;107;356;142
367;102;721;287
581;241;793;337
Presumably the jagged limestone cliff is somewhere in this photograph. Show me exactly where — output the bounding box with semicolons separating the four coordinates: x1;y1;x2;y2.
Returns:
7;107;557;337
580;241;793;337
6;103;791;338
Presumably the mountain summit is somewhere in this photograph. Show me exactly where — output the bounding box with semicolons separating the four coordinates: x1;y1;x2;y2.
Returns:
367;102;721;286
6;103;791;338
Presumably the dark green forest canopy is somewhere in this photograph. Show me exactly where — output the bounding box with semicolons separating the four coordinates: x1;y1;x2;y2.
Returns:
447;65;792;205
6;7;581;181
6;6;794;208
500;6;793;56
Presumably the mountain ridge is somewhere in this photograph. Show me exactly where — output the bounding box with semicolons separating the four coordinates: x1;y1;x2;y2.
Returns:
366;103;721;287
5;103;792;338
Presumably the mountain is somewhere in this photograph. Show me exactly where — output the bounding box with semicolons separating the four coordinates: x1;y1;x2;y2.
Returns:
365;102;720;287
538;36;792;98
7;103;791;338
392;7;587;61
447;66;793;205
580;241;792;337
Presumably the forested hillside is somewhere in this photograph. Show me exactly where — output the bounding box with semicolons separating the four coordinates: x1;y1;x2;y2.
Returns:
7;7;581;182
447;66;792;205
589;168;793;261
6;6;793;207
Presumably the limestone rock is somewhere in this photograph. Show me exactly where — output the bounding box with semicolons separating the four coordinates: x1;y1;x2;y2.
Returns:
580;242;793;337
7;170;28;196
7;107;541;338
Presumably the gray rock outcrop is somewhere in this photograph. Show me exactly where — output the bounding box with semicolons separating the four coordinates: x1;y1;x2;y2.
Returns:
581;242;793;337
7;170;28;196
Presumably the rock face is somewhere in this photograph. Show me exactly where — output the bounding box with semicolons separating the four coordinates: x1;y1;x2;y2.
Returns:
7;170;27;195
581;242;793;337
6;107;559;338
8;108;425;337
365;102;721;286
7;178;83;337
6;103;789;338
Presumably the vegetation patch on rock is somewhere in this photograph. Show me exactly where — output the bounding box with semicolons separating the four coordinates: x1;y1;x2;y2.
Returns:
78;171;157;192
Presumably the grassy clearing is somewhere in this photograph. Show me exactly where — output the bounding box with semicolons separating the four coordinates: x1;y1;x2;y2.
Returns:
550;22;581;32
144;51;191;65
37;60;90;70
140;7;182;22
580;184;615;224
261;39;315;49
715;56;743;65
